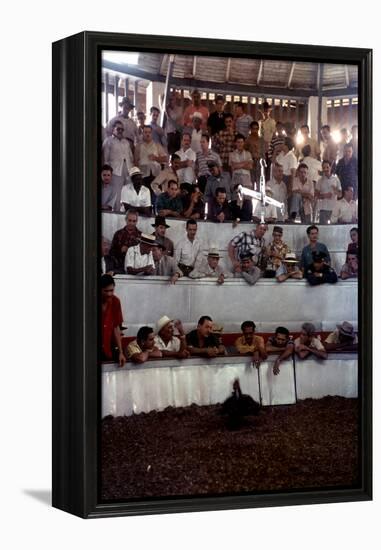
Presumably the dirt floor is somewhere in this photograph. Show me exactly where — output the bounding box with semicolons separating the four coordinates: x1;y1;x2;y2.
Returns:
101;396;359;501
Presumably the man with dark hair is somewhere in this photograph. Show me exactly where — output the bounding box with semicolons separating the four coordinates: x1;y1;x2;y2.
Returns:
134;125;168;191
300;225;330;274
320;125;338;166
207;95;227;136
156;180;183;217
259;101;276;152
245;120;265;183
305;251;338;286
136;111;146;144
149;106;167;149
101;164;114;211
181;184;204;219
296;124;321;160
151;216;174;256
276;136;298;195
195;134;222;192
331;186;358;223
164;92;183;154
152;243;182;283
347;227;359;254
127;326;162;363
264;226;290;277
316;160;342;224
324;321;358;352
124;233;158;275
289;162;314;223
294;323;327;360
214;113;236;173
234;101;253;138
151;153;180;196
183;89;209;130
207;187;232;223
234;320;267;367
204;161;233;203
229;133;254;221
228;223;268;273
335;143;358;198
186;316;225;357
268;121;286;163
266;162;288;221
340;251;358;279
101;274;126;367
102;120;134;211
175;219;202;276
121;166;152;216
176;133;196;184
266;327;294;375
109;208;141;269
101;237;123;275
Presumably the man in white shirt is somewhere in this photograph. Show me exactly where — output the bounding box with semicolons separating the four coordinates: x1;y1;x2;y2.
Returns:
106;97;139;147
134;125;168;184
331;186;358;224
315;160;342;224
294;322;328;360
176;133;196;184
124;233;158;275
102;120;134;212
190;112;203;154
289;163;314;224
154;316;190;358
175;219;203;276
266;162;288;221
276;137;298;187
121;166;152;216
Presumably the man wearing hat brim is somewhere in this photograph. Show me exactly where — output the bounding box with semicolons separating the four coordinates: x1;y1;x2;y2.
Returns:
276;252;303;282
305;250;338;286
105;96;139;147
324;321;358;352
182;89;209;130
265;225;291;278
189;247;228;284
124;233;158;275
121;166;152;217
154;316;190;358
152;242;183;283
150;215;174;256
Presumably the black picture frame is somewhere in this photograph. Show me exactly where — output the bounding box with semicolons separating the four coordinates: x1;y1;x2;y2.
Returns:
52;31;372;519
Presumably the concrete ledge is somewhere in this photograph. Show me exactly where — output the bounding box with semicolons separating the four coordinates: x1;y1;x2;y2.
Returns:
101;353;357;417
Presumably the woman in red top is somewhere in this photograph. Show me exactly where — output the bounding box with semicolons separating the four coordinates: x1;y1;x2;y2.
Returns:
101;274;126;367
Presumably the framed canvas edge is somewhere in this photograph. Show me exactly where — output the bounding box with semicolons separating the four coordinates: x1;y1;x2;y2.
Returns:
52;31;372;519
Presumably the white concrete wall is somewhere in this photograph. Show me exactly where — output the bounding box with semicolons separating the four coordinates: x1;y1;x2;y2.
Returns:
101;354;357;417
114;275;357;336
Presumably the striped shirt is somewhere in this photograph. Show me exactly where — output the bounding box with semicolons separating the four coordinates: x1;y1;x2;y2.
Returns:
196;150;222;177
235;114;253;138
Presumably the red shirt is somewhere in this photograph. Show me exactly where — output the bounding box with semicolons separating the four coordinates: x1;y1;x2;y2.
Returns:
102;295;123;359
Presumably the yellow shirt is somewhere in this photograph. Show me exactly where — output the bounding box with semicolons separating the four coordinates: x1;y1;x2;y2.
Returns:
235;335;265;354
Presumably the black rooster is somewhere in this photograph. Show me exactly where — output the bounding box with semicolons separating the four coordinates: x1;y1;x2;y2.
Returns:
221;378;261;429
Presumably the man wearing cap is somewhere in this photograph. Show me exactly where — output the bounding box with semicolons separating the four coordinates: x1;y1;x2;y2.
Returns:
207;188;232;223
134;125;168;190
324;322;358;352
186;315;225;357
101;274;126;367
234;320;267;367
264;226;290;277
189;248;227;284
183;89;209;130
228;223;268;273
151;153;180;197
175;133;197;184
106;97;139;147
102;120;134;211
124;233;157;275
175;219;202;277
294;323;328;360
154;317;190;358
152;243;182;283
110;208;141;269
120;166;152;216
276;253;303;282
305;251;338;286
151;216;174;256
156;180;183;217
149;106;167;149
300;225;331;275
195;134;222;192
234;252;261;285
189;112;204;154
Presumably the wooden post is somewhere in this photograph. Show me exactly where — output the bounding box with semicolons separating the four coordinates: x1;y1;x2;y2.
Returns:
317;63;323;145
160;54;175;127
105;72;109;123
114;75;119;115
